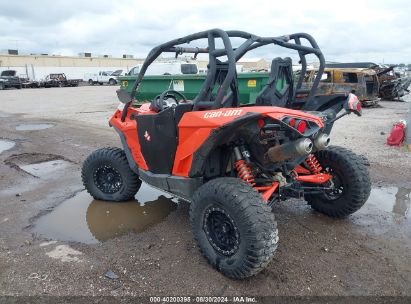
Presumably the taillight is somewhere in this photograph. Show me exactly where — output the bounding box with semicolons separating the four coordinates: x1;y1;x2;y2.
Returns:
283;117;309;133
356;102;362;112
296;120;307;133
284;117;296;127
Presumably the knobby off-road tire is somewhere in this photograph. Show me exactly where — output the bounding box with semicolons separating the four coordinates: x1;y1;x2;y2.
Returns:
82;147;141;201
305;146;371;218
190;178;278;279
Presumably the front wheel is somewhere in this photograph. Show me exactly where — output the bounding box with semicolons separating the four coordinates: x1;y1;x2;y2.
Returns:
108;78;117;85
82;147;141;201
305;146;371;218
190;178;278;279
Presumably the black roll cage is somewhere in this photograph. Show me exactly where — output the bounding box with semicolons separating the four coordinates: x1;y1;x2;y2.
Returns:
127;29;325;111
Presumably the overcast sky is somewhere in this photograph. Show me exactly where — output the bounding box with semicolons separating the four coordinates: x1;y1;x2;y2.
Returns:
0;0;410;64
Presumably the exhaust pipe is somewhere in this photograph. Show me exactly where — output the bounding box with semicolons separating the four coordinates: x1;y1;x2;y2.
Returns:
313;133;330;151
266;138;313;162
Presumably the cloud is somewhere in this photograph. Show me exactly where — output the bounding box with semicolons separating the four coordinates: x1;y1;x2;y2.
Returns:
0;0;410;63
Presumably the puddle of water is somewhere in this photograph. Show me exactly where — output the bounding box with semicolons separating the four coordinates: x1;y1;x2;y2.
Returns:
15;123;54;131
0;140;15;154
366;186;410;219
33;183;177;244
19;160;71;178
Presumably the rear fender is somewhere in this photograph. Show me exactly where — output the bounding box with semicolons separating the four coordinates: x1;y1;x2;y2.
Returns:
175;108;324;178
185;113;263;178
185;112;322;178
302;94;347;112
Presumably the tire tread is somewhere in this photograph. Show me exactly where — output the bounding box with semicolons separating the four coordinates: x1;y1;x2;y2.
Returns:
81;147;141;201
190;177;278;279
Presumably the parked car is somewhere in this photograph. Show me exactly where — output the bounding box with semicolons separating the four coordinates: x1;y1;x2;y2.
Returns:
0;70;22;90
85;70;123;85
40;73;82;88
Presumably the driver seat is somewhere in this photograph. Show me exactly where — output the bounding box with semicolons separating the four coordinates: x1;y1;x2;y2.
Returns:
255;57;294;108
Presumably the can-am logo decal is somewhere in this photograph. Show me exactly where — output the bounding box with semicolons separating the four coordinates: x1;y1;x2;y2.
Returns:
144;131;151;141
203;109;243;119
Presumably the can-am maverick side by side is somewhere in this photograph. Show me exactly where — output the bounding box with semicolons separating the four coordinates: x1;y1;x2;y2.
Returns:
82;29;371;279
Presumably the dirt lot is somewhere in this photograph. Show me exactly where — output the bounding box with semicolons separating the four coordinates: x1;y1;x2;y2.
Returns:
0;86;410;298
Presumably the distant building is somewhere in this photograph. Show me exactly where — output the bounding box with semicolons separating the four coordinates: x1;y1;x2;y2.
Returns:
0;53;270;80
238;58;269;71
0;54;144;80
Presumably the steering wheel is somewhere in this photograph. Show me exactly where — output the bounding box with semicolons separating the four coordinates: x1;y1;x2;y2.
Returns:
151;90;188;112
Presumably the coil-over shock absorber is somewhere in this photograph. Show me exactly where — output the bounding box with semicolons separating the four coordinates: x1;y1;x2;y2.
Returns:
234;146;256;186
305;154;322;174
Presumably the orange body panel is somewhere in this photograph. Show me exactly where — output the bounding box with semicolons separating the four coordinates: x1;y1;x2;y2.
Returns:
110;107;154;171
295;173;332;184
294;165;312;175
173;106;324;177
110;104;324;177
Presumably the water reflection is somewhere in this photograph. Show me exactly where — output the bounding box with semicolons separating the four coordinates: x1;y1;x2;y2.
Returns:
33;184;177;244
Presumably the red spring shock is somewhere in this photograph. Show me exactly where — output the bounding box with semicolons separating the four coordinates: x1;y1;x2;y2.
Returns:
235;159;256;186
305;154;323;174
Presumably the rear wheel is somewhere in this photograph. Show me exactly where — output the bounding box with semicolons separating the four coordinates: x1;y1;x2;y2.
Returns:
305;146;371;217
88;79;94;85
108;78;117;85
190;178;278;279
82;147;141;201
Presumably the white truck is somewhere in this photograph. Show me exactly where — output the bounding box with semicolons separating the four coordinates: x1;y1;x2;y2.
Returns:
84;70;123;85
127;62;198;76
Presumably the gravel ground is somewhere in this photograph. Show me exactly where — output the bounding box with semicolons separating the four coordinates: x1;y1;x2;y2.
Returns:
0;86;410;299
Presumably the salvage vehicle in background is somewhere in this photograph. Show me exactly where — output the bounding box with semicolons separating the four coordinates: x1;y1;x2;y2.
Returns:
0;70;41;89
85;70;123;86
0;70;23;90
323;62;411;101
19;74;41;88
41;73;81;88
376;65;411;101
82;29;371;279
302;66;380;106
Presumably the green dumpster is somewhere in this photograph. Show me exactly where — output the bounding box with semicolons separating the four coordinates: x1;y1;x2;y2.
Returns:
118;73;270;105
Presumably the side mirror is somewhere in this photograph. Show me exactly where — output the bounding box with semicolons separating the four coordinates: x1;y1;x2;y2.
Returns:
344;93;362;116
116;89;132;104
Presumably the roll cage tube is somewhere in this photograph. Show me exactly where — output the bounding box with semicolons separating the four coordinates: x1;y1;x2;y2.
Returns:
121;29;325;120
224;31;325;102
